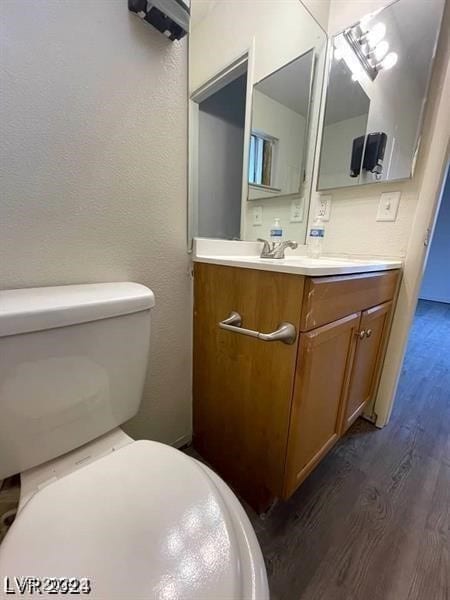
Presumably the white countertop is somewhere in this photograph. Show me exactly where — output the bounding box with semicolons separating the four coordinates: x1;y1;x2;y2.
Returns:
193;239;402;277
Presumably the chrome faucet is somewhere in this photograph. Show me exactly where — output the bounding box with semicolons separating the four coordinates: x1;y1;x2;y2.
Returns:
257;238;298;259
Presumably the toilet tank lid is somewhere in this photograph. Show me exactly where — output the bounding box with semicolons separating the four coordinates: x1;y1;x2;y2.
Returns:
0;282;155;338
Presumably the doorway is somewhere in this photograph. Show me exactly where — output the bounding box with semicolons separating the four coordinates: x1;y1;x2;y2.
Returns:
392;164;450;421
419;167;450;305
190;58;249;241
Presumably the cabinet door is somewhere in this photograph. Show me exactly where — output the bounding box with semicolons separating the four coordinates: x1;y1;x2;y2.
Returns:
340;301;392;434
193;263;305;513
283;312;360;499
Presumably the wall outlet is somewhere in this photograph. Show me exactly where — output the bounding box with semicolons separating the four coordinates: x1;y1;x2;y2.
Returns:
290;199;304;223
252;205;263;226
376;191;401;222
317;195;332;221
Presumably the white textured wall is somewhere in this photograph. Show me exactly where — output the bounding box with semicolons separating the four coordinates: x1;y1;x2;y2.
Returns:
0;1;192;446
302;0;331;30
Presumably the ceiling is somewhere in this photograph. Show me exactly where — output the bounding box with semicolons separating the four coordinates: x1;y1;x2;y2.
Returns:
255;50;314;117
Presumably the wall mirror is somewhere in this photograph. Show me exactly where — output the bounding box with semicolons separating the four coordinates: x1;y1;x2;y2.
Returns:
188;1;327;246
248;49;314;201
318;0;445;190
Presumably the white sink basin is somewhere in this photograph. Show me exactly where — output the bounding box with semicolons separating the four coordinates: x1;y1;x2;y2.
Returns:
194;255;401;276
192;241;402;276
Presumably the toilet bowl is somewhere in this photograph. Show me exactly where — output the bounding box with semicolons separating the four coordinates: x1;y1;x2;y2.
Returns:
0;283;269;599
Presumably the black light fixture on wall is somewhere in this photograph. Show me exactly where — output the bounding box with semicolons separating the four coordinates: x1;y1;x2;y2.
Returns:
128;0;190;41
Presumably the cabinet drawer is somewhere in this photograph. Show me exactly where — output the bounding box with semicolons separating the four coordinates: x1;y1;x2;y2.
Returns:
300;270;400;331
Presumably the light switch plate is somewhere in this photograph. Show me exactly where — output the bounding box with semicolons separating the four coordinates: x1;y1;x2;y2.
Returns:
376;191;401;221
252;205;263;226
317;195;332;221
290;198;304;223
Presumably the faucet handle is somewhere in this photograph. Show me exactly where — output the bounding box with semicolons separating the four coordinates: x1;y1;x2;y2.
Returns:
257;238;271;250
257;238;273;258
271;240;299;259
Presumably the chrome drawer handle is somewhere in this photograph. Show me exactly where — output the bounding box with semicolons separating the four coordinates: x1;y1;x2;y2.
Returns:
219;311;297;345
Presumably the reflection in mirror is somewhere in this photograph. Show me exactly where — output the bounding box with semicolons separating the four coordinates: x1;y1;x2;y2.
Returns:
248;50;314;200
188;0;327;246
319;60;370;189
197;72;247;240
318;0;445;190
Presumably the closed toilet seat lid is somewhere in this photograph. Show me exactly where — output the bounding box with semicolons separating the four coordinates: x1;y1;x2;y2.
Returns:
0;441;265;599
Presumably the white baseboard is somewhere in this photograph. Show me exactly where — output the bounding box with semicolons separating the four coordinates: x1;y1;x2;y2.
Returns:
419;295;450;304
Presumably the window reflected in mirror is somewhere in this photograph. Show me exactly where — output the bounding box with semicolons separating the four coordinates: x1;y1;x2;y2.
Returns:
249;133;277;188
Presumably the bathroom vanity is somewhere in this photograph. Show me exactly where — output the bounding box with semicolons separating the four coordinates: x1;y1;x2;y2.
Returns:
187;0;443;515
192;244;401;513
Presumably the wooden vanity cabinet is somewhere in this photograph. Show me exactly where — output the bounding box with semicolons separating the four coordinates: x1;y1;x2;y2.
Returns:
193;263;400;513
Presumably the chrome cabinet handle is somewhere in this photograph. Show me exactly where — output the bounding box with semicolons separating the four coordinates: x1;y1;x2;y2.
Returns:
356;330;366;339
219;311;297;345
366;328;372;338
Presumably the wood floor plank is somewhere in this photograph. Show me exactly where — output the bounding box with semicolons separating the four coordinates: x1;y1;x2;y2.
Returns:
406;462;450;600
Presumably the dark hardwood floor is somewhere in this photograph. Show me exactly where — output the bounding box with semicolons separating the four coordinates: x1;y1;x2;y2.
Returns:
243;299;450;600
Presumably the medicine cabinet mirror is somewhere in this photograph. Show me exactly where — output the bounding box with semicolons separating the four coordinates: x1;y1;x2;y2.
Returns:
188;0;327;246
317;0;445;190
248;49;314;201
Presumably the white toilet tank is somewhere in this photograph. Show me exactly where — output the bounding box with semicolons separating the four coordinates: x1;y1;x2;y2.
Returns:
0;282;155;480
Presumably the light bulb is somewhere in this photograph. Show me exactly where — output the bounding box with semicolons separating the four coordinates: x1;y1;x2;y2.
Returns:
334;46;343;60
380;51;398;70
367;22;386;46
373;40;389;61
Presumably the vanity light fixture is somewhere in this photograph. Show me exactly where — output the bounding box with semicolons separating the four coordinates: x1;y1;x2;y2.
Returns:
343;19;396;81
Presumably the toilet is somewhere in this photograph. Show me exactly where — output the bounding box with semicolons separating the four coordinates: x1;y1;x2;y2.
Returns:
0;282;269;599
